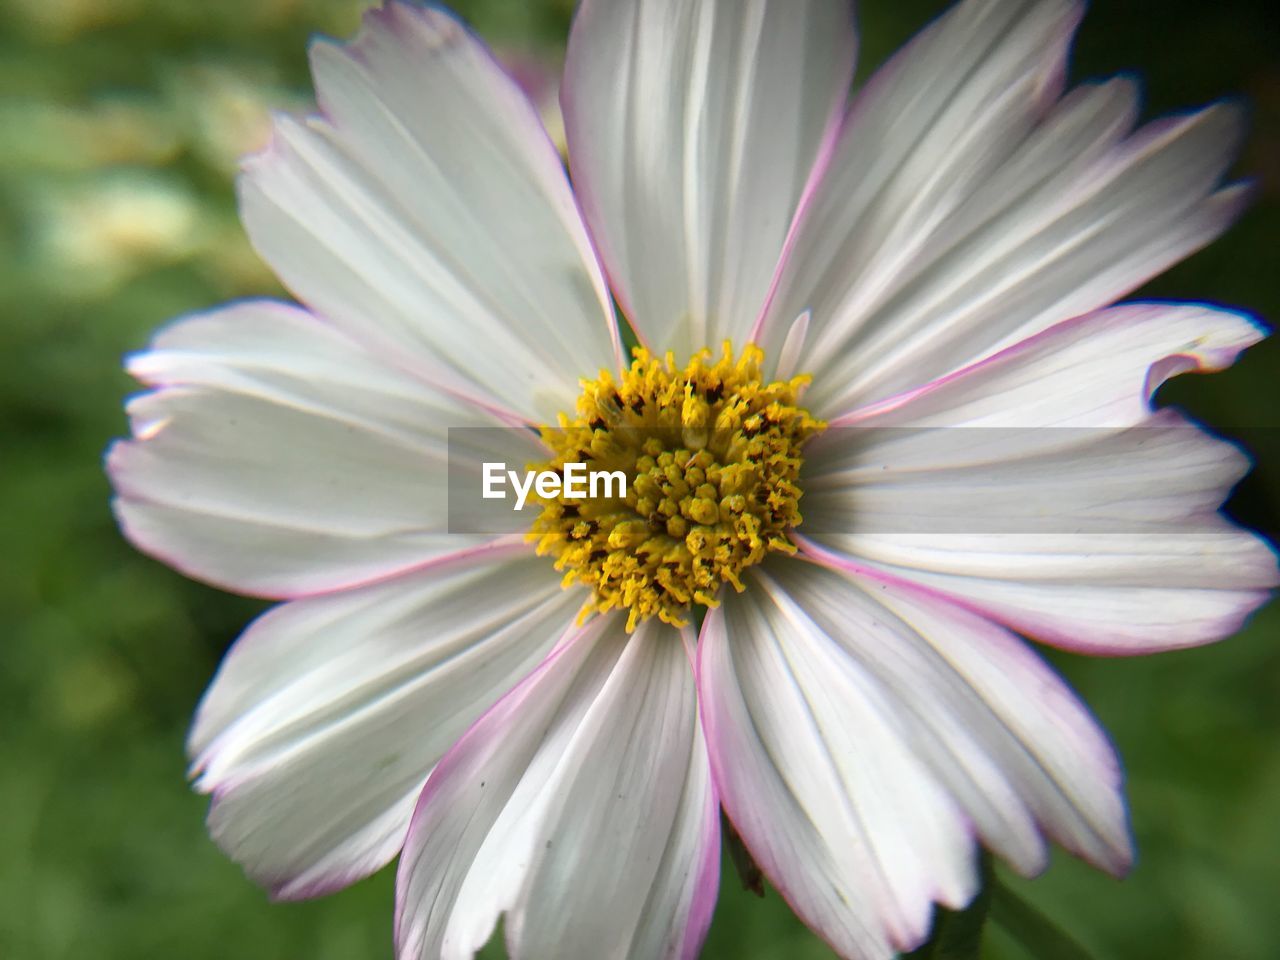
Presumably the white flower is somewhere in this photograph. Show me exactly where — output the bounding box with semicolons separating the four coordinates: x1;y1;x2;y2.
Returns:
108;1;1278;958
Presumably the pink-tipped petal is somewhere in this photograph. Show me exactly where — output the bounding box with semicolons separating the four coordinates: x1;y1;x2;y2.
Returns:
395;617;719;960
191;547;580;901
755;0;1247;415
108;299;539;599
698;574;978;959
239;1;620;424
800;304;1277;654
562;0;856;357
698;562;1131;960
826;302;1266;429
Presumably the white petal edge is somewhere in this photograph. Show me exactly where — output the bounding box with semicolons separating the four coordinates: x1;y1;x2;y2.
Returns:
193;545;581;901
698;561;1130;960
395;616;719;960
108;299;541;599
698;571;978;958
799;303;1277;653
563;0;856;357
825;302;1266;429
754;0;1248;415
240;1;621;424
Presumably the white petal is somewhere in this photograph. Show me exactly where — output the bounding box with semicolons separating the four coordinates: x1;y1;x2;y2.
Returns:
240;2;620;423
824;303;1264;429
563;0;856;357
109;300;539;598
192;547;580;901
800;305;1277;653
755;0;1246;414
396;617;719;960
711;562;1131;887
699;574;976;958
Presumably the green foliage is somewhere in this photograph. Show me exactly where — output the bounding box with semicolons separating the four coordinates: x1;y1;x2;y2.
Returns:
2;0;1277;958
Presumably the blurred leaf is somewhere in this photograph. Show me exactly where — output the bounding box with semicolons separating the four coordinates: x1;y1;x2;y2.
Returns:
990;880;1096;960
724;814;765;898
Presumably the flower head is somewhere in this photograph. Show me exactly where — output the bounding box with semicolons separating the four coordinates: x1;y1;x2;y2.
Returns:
532;342;825;630
109;1;1277;958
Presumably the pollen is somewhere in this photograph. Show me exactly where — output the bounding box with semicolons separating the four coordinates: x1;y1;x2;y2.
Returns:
529;342;825;631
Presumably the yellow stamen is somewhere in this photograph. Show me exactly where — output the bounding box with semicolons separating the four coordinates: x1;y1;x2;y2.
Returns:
529;342;825;631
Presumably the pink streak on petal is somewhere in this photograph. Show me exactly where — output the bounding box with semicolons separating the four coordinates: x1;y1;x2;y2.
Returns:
825;301;1268;427
694;604;908;957
693;608;905;958
270;534;536;601
747;98;847;348
693;612;801;943
679;624;722;960
127;298;539;430
792;532;1277;658
680;773;722;960
740;0;859;350
108;435;533;601
559;0;647;354
392;615;597;956
185;534;540;782
755;0;1109;363
705;553;1135;881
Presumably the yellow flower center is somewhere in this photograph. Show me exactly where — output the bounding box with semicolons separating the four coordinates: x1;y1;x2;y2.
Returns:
530;342;825;631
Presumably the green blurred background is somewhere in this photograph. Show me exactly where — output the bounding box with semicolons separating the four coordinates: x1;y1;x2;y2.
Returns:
1;0;1278;957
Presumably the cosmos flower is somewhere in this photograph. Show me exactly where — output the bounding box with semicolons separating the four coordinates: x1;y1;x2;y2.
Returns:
108;0;1278;957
